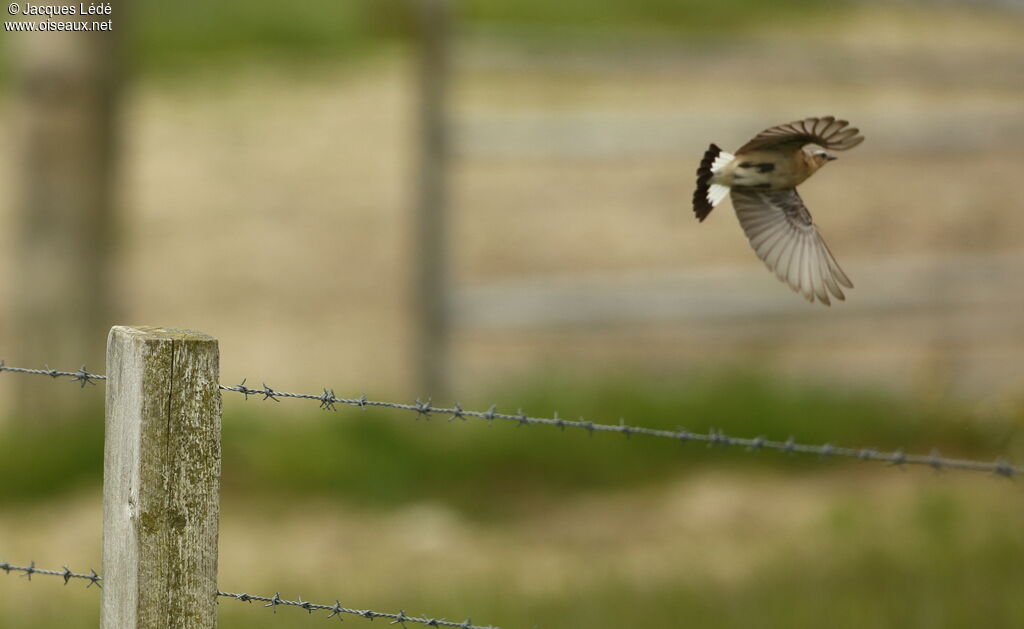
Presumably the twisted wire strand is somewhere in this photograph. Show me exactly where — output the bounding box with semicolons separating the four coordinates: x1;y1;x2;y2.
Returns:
0;561;497;628
2;360;1020;477
216;382;1021;477
0;361;104;387
218;590;497;628
0;560;102;587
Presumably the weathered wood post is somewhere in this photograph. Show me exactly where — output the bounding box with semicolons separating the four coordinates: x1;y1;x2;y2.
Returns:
101;326;221;629
413;0;452;397
10;2;124;420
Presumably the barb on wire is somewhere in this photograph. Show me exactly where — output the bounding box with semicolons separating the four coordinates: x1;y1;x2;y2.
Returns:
216;381;1022;478
0;560;499;629
0;361;105;386
0;560;102;588
3;360;1021;478
218;590;498;628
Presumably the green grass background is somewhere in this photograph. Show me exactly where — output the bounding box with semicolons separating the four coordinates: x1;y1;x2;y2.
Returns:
1;0;848;82
132;0;842;68
1;371;1023;629
1;370;1016;513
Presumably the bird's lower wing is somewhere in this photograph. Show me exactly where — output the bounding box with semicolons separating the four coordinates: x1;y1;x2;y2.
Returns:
730;188;853;305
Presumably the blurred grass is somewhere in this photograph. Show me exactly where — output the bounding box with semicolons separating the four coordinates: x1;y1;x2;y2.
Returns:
1;370;1016;517
130;0;379;73
218;371;1015;518
0;0;851;84
460;0;843;34
4;475;1023;629
1;372;1021;629
132;0;849;72
230;515;1021;629
522;502;1024;629
0;405;104;502
485;520;1024;628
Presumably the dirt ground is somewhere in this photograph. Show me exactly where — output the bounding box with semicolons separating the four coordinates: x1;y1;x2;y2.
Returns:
1;468;1021;628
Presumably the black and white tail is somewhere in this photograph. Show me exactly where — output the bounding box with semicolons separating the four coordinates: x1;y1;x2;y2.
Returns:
692;143;734;222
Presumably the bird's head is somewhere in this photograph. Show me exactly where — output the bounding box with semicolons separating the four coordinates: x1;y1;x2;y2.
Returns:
808;147;838;169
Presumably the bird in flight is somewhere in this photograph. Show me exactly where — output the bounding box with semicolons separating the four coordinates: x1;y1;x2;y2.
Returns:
692;116;864;305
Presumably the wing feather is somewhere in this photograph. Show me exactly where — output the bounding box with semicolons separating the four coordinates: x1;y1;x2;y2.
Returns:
809;240;831;305
756;218;793;256
730;188;852;305
748;220;789;249
736;116;865;154
818;240;846;301
785;235;802;291
799;236;815;301
822;238;854;288
811;239;837;303
763;231;790;274
778;233;804;287
742;211;787;233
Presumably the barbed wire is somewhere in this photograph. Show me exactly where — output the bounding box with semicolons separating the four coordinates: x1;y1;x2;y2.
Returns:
1;560;498;628
218;590;497;628
0;361;104;387
220;381;1021;477
0;560;102;587
2;360;1020;477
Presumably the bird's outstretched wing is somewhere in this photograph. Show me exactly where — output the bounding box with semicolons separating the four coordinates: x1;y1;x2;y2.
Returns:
736;116;864;154
730;188;853;305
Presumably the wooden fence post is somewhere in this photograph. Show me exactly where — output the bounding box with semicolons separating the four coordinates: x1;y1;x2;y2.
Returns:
413;0;452;397
101;326;221;629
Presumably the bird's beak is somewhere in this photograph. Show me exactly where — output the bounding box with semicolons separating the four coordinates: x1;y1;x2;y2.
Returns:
825;155;838;161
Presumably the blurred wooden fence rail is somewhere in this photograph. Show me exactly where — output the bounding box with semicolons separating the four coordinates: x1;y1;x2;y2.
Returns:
453;250;1024;398
454;251;1024;326
457;109;1024;160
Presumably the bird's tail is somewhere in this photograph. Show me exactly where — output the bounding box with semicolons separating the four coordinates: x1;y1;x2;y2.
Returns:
692;143;733;222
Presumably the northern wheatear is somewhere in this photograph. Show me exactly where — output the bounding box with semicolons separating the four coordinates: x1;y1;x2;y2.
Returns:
693;116;864;305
